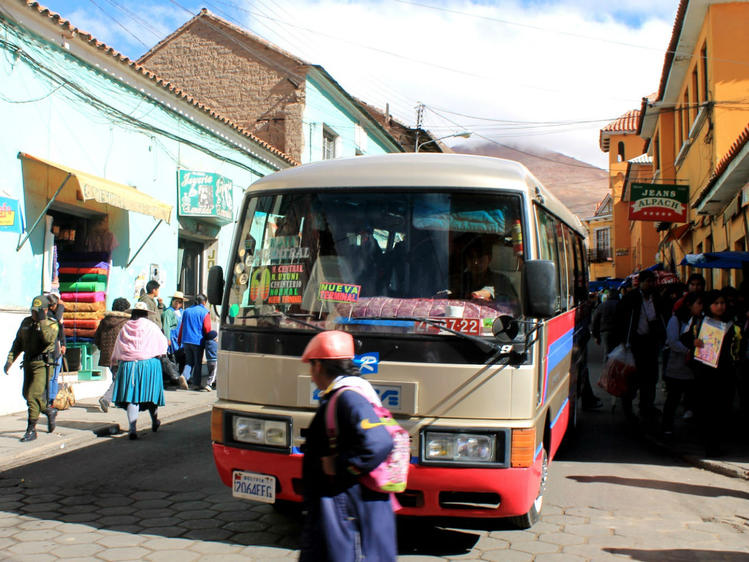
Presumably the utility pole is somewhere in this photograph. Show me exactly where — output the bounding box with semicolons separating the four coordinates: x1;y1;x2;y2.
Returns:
414;102;424;152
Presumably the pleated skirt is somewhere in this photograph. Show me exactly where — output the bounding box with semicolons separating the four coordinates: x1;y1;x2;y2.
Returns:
112;357;165;408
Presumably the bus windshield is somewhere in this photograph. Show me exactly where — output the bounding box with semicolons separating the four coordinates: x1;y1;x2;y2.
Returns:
224;190;526;337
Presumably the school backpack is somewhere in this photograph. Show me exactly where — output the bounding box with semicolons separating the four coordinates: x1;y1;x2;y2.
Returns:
326;387;410;494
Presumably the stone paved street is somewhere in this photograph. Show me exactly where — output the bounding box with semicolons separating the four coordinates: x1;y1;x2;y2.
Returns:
2;402;748;561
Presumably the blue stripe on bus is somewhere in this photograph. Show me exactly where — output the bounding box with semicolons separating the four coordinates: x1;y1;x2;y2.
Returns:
292;446;302;454
550;397;569;428
535;443;543;459
542;328;574;403
546;328;574;373
335;318;416;328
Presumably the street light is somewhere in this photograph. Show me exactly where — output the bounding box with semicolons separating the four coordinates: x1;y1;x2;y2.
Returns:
416;131;472;152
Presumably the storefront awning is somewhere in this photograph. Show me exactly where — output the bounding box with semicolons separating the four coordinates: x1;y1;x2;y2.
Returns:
19;153;172;223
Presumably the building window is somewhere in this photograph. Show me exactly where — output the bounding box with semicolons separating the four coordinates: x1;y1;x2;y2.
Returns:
701;42;709;102
617;141;625;162
682;92;690;138
692;67;700;113
654;136;660;172
322;127;337;160
592;227;611;262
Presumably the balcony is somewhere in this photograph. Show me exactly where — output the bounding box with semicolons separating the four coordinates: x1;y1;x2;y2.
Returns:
588;247;613;262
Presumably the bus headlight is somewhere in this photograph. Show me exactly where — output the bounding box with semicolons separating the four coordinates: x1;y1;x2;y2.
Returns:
232;416;289;447
424;431;496;463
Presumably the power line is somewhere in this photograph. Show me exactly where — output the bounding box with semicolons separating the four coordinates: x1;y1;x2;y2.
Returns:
86;0;150;49
395;0;749;69
425;106;605;170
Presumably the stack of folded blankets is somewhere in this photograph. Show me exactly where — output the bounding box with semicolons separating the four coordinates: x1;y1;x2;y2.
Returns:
59;251;110;342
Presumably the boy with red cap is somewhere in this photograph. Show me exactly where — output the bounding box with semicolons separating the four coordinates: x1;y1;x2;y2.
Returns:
299;330;397;562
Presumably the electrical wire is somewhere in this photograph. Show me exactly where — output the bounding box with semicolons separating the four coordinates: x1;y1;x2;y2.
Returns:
86;0;150;49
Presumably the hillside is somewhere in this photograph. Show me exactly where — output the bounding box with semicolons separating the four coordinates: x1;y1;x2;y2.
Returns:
452;142;609;218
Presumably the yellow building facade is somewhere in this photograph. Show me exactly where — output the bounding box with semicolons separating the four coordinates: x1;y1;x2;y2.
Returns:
599;110;660;278
582;194;615;280
639;0;749;289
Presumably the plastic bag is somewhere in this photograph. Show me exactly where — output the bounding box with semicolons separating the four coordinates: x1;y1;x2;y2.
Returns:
597;344;636;397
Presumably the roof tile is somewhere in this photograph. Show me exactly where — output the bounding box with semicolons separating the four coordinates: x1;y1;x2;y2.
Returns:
20;0;298;166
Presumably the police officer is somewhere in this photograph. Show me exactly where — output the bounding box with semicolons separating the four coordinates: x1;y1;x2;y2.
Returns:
3;295;60;442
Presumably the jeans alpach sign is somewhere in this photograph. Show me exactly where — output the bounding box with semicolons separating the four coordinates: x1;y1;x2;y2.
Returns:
629;183;688;222
178;170;233;223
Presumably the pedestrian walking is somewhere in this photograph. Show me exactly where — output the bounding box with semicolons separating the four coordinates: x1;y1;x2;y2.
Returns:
93;297;131;412
203;330;217;391
138;280;163;326
45;292;65;405
3;295;60;442
178;294;211;390
299;330;397;562
662;292;702;435
689;289;742;457
110;302;168;439
162;290;187;389
614;269;666;421
592;288;619;359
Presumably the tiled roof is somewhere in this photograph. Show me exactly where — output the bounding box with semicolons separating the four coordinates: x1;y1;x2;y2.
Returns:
599;109;641;152
656;0;689;102
601;110;641;133
628;153;653;165
18;1;298;166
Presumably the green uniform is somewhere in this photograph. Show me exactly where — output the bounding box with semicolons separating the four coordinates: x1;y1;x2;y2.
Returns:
6;317;59;421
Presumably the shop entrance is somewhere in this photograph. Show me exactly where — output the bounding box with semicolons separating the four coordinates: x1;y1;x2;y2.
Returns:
178;237;204;302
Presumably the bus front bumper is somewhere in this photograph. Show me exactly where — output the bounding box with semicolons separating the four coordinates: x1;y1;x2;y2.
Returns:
213;443;543;518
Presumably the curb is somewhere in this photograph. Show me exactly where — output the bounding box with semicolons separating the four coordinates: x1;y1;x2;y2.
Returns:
0;400;213;473
643;433;749;481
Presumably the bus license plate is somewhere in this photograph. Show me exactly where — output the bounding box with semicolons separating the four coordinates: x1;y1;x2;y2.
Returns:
232;471;276;503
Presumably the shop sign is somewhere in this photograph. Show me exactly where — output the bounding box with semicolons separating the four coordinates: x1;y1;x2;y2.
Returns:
0;196;22;233
629;183;688;222
178;170;233;222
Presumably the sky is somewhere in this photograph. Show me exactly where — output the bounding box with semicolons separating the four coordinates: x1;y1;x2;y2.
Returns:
37;0;680;168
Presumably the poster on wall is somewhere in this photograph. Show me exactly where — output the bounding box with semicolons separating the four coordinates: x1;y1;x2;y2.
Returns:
629;183;689;222
178;170;233;222
0;196;23;233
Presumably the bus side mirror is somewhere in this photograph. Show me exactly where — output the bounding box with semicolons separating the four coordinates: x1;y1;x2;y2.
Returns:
525;260;557;319
207;265;224;306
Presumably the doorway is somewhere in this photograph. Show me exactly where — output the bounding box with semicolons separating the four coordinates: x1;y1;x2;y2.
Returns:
178;237;204;302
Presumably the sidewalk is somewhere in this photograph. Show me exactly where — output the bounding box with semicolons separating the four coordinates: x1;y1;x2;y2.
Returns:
0;387;216;472
588;340;749;481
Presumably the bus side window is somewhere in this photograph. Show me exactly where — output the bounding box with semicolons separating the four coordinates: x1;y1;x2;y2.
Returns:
563;227;576;309
535;207;562;313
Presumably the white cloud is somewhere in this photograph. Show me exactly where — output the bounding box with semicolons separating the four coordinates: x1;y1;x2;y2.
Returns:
44;0;679;168
239;0;676;168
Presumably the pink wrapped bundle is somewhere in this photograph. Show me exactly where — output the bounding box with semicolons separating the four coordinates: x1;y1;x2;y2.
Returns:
60;292;106;303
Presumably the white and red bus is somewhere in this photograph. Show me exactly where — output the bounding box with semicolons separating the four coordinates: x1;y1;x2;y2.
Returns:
208;153;588;527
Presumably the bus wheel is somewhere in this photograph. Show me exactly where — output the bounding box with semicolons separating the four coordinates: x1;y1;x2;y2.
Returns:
509;448;548;529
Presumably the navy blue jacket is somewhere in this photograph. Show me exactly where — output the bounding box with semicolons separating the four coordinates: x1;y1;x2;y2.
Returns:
300;386;396;562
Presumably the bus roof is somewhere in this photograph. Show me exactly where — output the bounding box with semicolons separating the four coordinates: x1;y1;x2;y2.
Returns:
249;153;585;236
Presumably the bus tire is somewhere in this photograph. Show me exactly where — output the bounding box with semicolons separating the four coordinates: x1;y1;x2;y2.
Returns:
509;448;548;529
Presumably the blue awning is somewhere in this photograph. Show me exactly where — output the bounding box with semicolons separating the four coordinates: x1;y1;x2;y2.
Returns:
680;252;749;269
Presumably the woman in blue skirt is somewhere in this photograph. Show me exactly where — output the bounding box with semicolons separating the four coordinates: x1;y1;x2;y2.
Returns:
111;302;169;439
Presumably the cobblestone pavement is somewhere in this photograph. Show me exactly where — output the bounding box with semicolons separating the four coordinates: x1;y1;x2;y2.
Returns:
2;473;748;561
